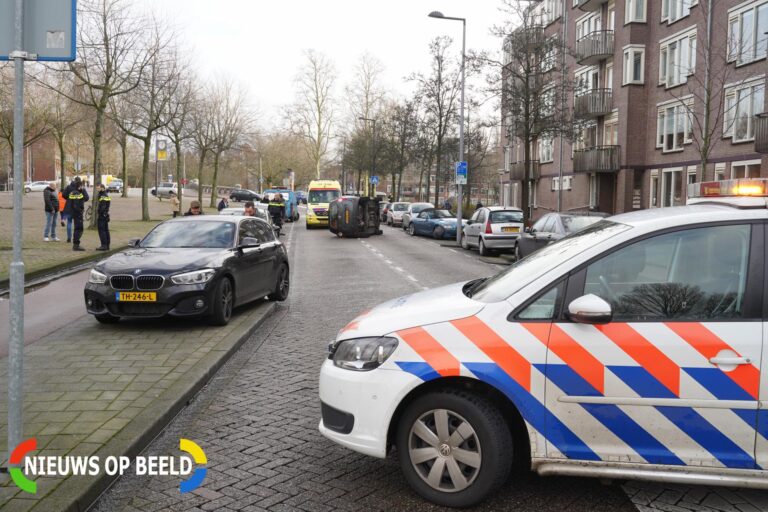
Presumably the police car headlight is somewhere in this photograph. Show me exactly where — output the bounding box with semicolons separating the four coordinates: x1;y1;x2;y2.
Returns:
88;269;107;285
171;269;216;285
331;337;398;371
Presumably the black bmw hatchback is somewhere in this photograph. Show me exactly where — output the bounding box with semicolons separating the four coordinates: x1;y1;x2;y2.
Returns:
84;215;289;325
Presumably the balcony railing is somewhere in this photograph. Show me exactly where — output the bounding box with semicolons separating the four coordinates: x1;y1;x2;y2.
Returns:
755;114;768;153
573;146;621;173
577;0;609;12
574;89;613;119
510;160;541;181
575;30;614;65
519;25;546;47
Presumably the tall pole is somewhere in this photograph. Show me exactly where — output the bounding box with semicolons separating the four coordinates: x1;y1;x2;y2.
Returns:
456;18;465;243
557;0;568;212
9;0;26;465
258;155;263;194
371;119;377;197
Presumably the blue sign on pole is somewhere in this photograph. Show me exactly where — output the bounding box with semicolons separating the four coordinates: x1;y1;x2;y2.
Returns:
0;0;78;62
455;161;467;185
370;175;379;185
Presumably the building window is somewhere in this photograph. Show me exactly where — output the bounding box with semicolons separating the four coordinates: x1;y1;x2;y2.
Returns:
562;175;573;190
623;46;645;84
728;1;768;64
604;114;619;145
539;137;554;163
657;99;693;152
534;0;563;26
551;177;560;191
731;160;762;178
715;163;726;181
724;79;765;142
659;29;696;87
662;0;696;24
662;168;684;207
649;170;659;208
589;173;599;208
626;0;646;23
687;166;697;193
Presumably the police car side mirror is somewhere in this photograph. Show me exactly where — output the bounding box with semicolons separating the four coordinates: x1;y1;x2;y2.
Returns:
567;294;612;324
128;238;140;247
525;227;532;233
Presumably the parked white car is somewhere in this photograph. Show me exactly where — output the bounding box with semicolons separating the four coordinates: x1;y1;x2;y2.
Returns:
151;182;179;199
401;202;434;230
24;181;49;192
107;179;123;194
461;206;524;256
386;202;410;226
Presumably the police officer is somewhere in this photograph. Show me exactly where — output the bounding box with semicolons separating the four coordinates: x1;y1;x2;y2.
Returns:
67;177;89;251
96;183;111;251
267;193;285;228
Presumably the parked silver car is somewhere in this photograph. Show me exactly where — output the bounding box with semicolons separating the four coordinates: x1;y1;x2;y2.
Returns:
461;206;524;256
401;202;434;230
386;202;410;226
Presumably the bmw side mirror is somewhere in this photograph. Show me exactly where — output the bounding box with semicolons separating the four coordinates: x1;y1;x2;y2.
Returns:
128;238;140;247
567;294;612;324
240;237;261;247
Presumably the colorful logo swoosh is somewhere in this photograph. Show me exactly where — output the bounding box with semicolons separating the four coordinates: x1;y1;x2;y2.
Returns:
179;438;207;493
10;438;37;494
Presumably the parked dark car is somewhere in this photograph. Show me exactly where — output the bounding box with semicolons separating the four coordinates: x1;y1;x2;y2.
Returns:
229;189;261;202
514;211;609;260
407;208;466;239
84;216;289;326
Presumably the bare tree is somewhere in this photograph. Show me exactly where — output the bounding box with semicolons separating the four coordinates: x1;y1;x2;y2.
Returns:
381;98;419;201
290;50;336;180
165;70;195;213
109;21;180;221
189;89;215;205
208;79;250;208
0;70;52;168
410;37;462;207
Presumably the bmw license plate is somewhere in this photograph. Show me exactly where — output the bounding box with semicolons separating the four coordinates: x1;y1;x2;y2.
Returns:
116;292;156;302
502;227;520;233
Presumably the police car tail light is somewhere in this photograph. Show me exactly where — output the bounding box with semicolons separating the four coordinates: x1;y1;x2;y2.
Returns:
88;269;107;284
688;178;768;200
331;337;398;371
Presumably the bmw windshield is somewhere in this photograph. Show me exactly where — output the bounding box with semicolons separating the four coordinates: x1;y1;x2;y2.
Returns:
467;220;631;302
141;221;236;249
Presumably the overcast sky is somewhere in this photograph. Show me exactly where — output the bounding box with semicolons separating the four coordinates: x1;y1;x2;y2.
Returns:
138;0;506;128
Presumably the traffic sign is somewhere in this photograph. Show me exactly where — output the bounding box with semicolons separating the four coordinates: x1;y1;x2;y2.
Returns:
370;175;379;185
156;140;168;161
0;0;77;61
455;161;467;185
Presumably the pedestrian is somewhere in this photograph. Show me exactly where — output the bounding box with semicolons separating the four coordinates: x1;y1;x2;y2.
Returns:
243;200;256;217
443;198;451;211
218;196;229;211
183;200;203;216
58;189;67;227
267;193;285;230
95;183;111;251
61;178;77;242
67;177;89;251
43;182;60;242
475;200;483;209
169;191;181;218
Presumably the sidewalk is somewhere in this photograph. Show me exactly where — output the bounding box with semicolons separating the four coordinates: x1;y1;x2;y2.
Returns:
0;300;276;511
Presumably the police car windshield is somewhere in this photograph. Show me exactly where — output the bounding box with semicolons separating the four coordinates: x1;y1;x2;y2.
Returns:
468;220;631;302
141;221;236;249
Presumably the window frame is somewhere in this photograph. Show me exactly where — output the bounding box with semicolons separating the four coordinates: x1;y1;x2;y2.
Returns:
728;0;768;65
659;28;697;88
723;78;765;142
625;0;647;23
656;98;694;152
623;45;645;85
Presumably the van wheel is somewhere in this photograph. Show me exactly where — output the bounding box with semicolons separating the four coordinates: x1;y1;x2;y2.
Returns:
397;390;512;508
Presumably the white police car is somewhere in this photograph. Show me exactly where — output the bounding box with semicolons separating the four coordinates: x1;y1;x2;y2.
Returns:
319;179;768;507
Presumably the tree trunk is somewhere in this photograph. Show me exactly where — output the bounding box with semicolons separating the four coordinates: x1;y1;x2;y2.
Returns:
120;134;128;198
57;135;66;190
175;141;184;214
197;150;206;205
141;138;151;221
90;107;104;228
209;151;221;208
417;167;425;202
356;168;362;195
434;139;442;207
522;137;531;223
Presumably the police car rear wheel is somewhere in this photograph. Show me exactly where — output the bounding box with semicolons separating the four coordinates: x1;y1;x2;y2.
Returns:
397;390;512;507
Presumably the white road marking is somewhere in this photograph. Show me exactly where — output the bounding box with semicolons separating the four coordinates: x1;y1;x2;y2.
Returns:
406;275;418;282
393;267;404;273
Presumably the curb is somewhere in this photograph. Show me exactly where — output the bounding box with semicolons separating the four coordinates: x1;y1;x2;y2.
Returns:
0;246;127;296
35;301;277;512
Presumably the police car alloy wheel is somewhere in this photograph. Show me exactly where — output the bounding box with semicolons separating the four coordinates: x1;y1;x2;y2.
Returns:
397;390;512;507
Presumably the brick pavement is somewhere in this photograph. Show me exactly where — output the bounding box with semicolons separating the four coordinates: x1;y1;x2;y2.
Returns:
0;299;275;511
624;482;768;512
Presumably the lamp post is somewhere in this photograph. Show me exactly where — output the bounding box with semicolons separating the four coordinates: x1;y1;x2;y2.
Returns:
429;10;465;243
359;116;377;197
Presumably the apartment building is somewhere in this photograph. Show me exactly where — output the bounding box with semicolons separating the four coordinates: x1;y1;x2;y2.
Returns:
502;0;768;218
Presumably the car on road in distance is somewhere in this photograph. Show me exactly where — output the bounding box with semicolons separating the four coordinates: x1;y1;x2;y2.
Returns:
106;178;123;194
515;211;609;261
150;181;179;199
407;208;466;239
462;206;524;256
84;215;290;326
386;202;410;226
319;178;768;507
296;190;307;204
401;202;434;231
306;180;342;228
229;188;261;202
24;181;49;192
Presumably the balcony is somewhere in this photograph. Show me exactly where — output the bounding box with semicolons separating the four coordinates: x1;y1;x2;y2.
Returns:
755;114;768;153
576;31;614;65
574;89;613;119
509;160;541;181
577;0;610;12
519;25;546;48
573;146;621;173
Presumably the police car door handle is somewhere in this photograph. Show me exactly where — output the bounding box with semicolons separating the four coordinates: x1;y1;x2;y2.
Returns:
709;356;752;365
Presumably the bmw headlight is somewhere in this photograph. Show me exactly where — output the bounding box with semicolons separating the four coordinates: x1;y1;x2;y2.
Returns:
331;337;398;371
170;269;216;285
88;269;107;284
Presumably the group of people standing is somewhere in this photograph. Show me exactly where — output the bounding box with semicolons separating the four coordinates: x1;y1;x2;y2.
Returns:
42;178;111;251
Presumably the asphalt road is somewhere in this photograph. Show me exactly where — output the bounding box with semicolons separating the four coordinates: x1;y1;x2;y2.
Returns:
92;220;638;512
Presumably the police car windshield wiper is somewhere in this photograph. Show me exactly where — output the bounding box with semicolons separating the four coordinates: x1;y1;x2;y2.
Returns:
464;277;488;298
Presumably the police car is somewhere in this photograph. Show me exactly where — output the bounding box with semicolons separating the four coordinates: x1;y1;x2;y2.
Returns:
319;179;768;507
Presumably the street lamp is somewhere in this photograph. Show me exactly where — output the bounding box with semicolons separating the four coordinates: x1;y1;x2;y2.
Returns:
359;116;377;197
429;10;466;244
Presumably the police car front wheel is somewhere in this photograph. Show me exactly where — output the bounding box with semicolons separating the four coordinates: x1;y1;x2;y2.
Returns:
397;390;513;507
